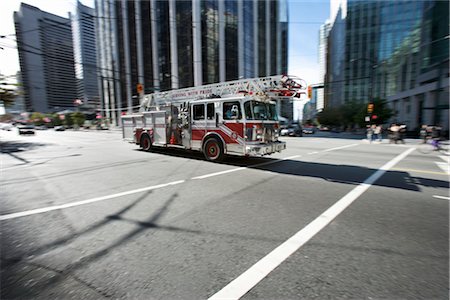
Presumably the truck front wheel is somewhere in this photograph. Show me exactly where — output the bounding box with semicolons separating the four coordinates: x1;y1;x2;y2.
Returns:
140;134;152;151
203;138;224;162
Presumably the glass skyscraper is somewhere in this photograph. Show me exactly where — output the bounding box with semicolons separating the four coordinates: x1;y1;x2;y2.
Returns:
14;3;78;112
95;0;289;126
71;1;99;108
325;0;449;132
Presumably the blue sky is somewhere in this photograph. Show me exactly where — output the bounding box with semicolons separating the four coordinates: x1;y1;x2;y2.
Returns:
288;0;330;119
288;0;330;85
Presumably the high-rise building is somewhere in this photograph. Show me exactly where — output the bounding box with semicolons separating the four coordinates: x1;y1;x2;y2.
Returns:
316;20;331;112
325;0;449;132
95;0;289;126
71;0;99;109
14;3;77;113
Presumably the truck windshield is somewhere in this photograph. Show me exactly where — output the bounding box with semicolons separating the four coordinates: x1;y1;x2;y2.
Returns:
244;100;278;121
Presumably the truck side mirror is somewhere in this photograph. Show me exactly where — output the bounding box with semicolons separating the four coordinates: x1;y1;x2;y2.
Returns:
215;113;219;127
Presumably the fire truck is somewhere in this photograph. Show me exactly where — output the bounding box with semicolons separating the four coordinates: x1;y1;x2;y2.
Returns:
122;75;306;162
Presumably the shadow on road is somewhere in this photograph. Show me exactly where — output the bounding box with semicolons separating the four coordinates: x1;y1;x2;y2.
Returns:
1;142;448;297
1;141;49;154
1;141;50;164
139;147;449;192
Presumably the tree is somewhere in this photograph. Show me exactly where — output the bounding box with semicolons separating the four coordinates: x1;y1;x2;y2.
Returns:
317;98;395;129
0;74;19;108
340;100;366;128
317;108;342;127
51;113;63;126
30;112;45;126
71;112;85;127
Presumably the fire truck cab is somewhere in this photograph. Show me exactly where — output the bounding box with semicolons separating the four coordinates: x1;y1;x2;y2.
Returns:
122;75;306;162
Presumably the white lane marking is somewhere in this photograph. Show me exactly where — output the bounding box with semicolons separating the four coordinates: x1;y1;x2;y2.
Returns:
209;147;415;300
322;143;358;152
0;144;357;219
250;155;301;168
433;195;450;201
439;155;449;164
194;144;358;180
191;155;301;180
0;180;185;221
192;167;247;180
435;162;449;175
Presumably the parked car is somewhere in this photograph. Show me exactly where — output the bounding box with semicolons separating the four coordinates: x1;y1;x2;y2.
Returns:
280;125;303;137
18;125;35;135
302;127;316;134
54;126;65;131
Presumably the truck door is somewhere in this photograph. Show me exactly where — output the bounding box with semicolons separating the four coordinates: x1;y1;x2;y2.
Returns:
205;102;217;130
191;103;206;151
222;100;245;153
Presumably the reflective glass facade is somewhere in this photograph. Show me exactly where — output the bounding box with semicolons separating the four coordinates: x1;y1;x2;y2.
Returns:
96;0;288;125
325;0;449;131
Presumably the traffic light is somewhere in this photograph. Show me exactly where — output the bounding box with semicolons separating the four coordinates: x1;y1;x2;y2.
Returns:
307;85;312;98
367;103;374;113
137;83;143;94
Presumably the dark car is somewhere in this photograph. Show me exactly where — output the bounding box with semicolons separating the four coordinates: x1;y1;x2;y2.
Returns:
280;125;303;137
54;126;66;131
302;127;316;134
18;125;35;135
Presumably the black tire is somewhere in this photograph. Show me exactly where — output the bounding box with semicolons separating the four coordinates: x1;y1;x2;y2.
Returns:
203;138;224;162
140;134;152;151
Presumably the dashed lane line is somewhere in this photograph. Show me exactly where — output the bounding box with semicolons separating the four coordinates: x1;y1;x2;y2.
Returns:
0;144;358;221
0;180;185;221
433;195;450;201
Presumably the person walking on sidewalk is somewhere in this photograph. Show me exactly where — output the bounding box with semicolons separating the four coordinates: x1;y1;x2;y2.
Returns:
374;125;382;142
366;125;374;143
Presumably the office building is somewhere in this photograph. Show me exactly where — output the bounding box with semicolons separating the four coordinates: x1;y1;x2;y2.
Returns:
71;0;99;108
325;0;449;132
95;0;289;126
317;20;331;113
14;3;77;112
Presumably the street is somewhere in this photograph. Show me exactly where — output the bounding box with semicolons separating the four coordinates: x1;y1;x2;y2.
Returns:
1;129;448;299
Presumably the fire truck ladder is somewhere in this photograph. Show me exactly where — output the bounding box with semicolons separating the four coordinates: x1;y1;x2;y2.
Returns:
140;75;306;111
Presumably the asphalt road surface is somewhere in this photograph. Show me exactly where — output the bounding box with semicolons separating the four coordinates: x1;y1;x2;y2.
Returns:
1;128;448;299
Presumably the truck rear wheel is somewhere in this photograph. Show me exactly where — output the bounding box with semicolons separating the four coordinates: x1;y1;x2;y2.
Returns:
140;134;152;151
203;138;224;162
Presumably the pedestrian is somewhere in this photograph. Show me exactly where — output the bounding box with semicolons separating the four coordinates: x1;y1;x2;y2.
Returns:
419;124;428;143
389;123;400;144
374;125;382;142
398;124;406;144
366;125;374;143
370;124;377;142
431;125;442;141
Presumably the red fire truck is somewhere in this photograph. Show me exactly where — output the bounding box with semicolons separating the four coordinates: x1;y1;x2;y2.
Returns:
122;75;306;162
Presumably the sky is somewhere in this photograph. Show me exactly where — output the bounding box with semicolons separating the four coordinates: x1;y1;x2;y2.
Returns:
0;0;330;119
